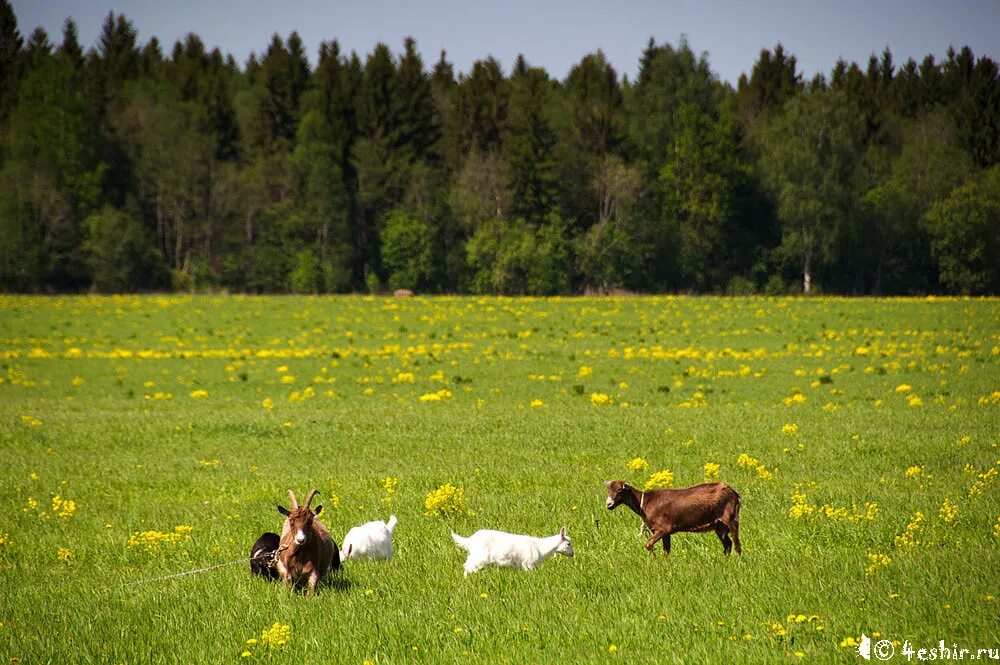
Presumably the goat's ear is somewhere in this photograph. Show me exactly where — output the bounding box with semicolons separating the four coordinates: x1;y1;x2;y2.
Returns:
312;504;323;517
603;480;613;489
560;526;567;538
277;505;290;516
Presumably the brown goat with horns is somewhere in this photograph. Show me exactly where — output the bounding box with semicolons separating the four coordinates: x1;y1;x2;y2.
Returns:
604;480;742;560
276;489;339;592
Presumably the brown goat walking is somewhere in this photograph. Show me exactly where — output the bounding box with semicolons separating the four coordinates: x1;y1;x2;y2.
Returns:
604;480;742;560
276;489;339;592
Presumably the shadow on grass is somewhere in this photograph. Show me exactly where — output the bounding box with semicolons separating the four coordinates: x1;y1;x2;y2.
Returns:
253;571;353;595
323;574;352;593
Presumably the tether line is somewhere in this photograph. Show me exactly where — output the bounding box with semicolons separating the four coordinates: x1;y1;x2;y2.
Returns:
117;551;276;589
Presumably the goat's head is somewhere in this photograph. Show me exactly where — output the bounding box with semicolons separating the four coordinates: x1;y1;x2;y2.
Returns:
556;527;575;557
603;480;633;510
277;489;324;547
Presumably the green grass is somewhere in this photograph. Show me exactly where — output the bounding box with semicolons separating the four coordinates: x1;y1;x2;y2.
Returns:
1;294;998;663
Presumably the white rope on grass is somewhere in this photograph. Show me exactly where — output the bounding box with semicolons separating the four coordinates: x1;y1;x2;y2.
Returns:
118;551;276;589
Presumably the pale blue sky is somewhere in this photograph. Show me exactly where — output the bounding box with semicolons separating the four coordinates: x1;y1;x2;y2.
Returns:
11;0;1000;85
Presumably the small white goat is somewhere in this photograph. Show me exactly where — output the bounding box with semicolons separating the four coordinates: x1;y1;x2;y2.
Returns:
451;527;574;576
341;515;397;560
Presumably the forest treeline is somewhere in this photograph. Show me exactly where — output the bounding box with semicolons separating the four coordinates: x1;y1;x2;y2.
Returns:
1;3;998;295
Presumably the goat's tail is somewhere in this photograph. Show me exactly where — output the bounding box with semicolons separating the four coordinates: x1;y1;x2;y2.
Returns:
386;514;398;533
451;532;469;550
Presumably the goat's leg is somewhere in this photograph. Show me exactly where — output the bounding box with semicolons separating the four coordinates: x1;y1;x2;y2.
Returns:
730;520;742;555
714;524;733;554
463;556;482;577
645;530;672;562
277;567;294;588
645;529;667;552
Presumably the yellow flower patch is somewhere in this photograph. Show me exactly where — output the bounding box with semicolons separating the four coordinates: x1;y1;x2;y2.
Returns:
627;457;649;472
259;622;292;650
643;469;674;490
127;525;193;554
424;483;471;517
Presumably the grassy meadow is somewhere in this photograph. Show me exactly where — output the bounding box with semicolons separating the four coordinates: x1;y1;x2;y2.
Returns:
0;294;998;663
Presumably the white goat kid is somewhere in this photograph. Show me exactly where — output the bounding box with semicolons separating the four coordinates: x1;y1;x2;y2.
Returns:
341;515;397;560
451;527;574;576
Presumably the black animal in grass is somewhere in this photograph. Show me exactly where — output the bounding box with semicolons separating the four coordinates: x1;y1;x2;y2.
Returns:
249;532;281;580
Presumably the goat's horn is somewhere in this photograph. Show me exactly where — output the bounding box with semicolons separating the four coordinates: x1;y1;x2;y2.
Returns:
303;489;319;509
288;490;299;510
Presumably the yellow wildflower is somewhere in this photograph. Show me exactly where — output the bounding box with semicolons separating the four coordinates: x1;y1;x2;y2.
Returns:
260;622;292;650
644;469;674;490
419;388;452;402
590;392;611;406
738;453;774;479
704;462;720;481
627;457;649;472
127;525;193;553
969;466;997;498
977;390;1000;406
383;476;399;495
865;552;891;576
51;495;77;518
788;489;815;519
893;512;924;548
424;483;470;517
939;498;957;524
